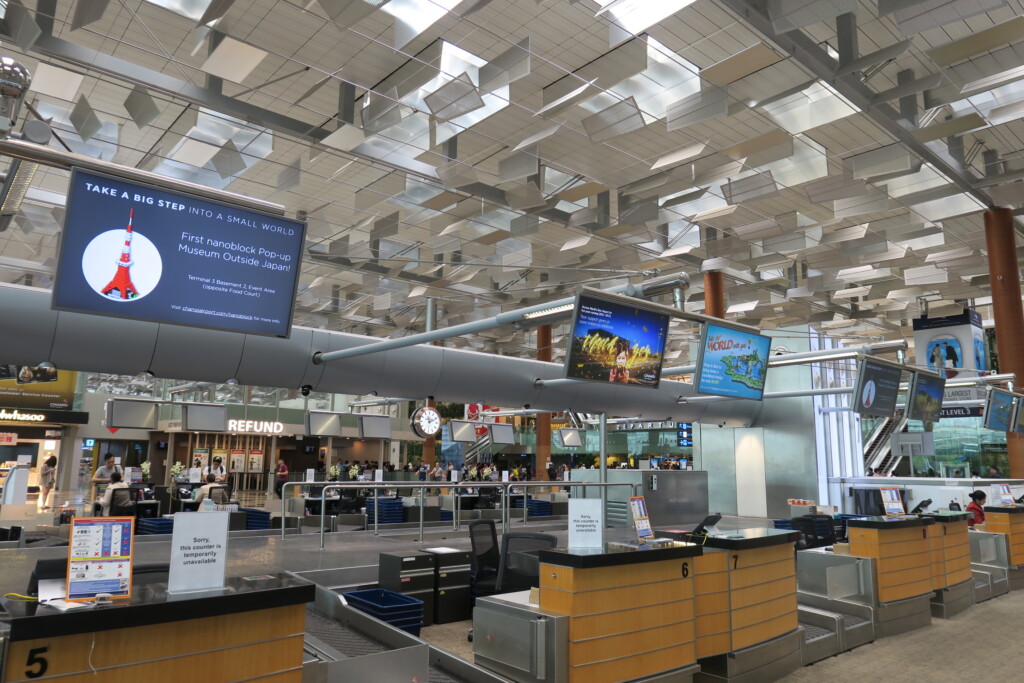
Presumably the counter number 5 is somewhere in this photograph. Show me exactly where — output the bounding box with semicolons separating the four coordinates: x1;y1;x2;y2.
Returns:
25;646;48;679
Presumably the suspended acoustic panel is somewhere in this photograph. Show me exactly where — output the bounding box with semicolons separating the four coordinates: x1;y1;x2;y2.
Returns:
123;85;161;128
666;86;728;131
581;96;646;142
424;73;486;122
479;37;531;93
889;0;1005;37
767;0;858;34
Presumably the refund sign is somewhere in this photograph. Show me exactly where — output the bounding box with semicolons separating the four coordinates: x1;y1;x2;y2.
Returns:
168;511;229;593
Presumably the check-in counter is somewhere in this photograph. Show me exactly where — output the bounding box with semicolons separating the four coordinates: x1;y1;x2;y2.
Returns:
922;512;973;617
981;505;1024;590
537;542;702;683
847;516;933;603
0;572;315;682
687;529;802;683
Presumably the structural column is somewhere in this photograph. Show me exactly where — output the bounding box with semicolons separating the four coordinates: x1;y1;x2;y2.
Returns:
423;298;438;466
704;271;725;318
984;208;1024;477
536;324;552;478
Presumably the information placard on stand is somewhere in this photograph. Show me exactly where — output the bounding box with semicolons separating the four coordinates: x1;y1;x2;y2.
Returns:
66;517;135;601
305;468;316;483
880;487;905;516
629;495;653;541
997;483;1016;507
569;498;604;549
168;511;229;594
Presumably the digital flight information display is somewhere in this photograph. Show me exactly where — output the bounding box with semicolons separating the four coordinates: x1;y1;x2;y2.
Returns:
52;169;306;337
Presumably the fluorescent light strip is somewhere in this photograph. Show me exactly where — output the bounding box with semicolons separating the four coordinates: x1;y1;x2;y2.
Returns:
522;303;575;320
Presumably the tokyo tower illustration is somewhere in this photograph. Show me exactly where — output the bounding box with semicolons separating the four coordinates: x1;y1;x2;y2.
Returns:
100;209;139;300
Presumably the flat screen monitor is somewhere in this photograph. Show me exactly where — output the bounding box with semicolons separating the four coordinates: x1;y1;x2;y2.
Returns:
558;428;583;448
906;370;945;423
488;423;516;445
181;404;227;432
52;169;306;338
563;291;670;388
450;420;479;443
305;410;344;437
1014;397;1024;435
693;322;771;400
984;388;1015;432
852;357;902;418
358;415;392;440
106;399;158;430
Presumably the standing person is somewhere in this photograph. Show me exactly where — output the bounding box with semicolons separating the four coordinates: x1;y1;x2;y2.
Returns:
418;462;428;482
315;453;327;475
966;490;987;527
943;342;959;368
988;465;1003;478
38;455;57;510
91;453;122;484
545;458;555;481
203;456;227;482
865;467;875;477
275;458;289;498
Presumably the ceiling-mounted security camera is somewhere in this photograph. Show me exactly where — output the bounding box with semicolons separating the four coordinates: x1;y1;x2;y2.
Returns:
301;385;312;397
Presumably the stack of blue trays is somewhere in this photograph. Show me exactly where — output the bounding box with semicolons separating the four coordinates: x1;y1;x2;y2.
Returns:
343;589;424;636
240;507;271;530
773;519;794;530
366;498;404;525
440;510;453;521
511;498;551;517
137;518;174;535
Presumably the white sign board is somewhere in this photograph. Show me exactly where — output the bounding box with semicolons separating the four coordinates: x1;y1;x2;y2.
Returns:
375;469;384;482
168;511;230;594
188;468;202;483
501;470;510;482
569;498;604;549
450;470;460;482
306;468;316;482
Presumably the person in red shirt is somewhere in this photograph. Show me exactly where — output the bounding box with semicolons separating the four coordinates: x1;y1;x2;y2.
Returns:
275;458;289;498
966;490;987;527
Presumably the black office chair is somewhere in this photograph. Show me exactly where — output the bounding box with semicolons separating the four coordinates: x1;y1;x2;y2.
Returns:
790;516;833;549
949;501;963;511
209;486;229;505
469;520;501;596
496;532;558;593
108;488;136;517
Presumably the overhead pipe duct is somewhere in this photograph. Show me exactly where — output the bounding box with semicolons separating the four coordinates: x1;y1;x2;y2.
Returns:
314;274;696;365
0;284;762;426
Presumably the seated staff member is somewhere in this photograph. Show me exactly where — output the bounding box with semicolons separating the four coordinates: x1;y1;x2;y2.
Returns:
99;471;129;516
203;456;227;482
194;474;224;504
966;490;987;527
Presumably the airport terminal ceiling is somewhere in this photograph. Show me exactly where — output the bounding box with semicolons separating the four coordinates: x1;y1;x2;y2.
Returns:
0;0;1019;380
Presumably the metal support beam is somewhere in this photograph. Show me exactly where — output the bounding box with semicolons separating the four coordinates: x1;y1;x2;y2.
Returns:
719;0;993;208
835;13;858;67
896;69;917;127
599;412;608;523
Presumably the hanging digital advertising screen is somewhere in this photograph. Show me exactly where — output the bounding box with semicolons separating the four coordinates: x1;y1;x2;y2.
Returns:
52;169;306;338
905;370;945;423
984;388;1016;432
693;322;771;400
563;291;670;388
852;357;903;418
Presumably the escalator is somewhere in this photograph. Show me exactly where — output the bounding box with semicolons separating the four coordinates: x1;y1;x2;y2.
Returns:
863;409;908;475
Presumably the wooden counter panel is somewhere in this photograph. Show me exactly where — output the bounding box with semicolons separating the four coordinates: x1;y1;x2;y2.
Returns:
568;600;692;640
5;637;304;683
942;545;971;562
695;610;731;634
541;580;692;616
540;559;685;592
728;559;794;589
874;553;931;573
729;576;797;609
728;544;794;568
3;605;304;681
696;633;732;659
696;552;729;572
695;571;729;594
875;564;933;588
568;643;694;683
730;594;797;630
849;538;928;559
848;526;927;544
731;612;798;651
568;620;694;667
695;592;730;615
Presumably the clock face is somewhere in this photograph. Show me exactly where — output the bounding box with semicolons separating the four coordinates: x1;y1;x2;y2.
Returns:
412;407;442;438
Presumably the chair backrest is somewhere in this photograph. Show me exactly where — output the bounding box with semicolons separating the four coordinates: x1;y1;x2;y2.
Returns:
949;501;963;511
209;486;229;505
109;488;136;516
469;520;500;579
497;532;557;592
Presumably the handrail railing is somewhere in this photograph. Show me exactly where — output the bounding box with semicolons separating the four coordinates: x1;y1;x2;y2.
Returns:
277;478;642;547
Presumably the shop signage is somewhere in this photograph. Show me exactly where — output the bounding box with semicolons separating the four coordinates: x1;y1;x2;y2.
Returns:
0;408;89;424
0;432;16;445
939;406;983;419
613;420;677;431
227;419;285;434
0;366;77;410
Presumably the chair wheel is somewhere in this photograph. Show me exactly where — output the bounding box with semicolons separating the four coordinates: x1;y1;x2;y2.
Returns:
468;633;473;642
